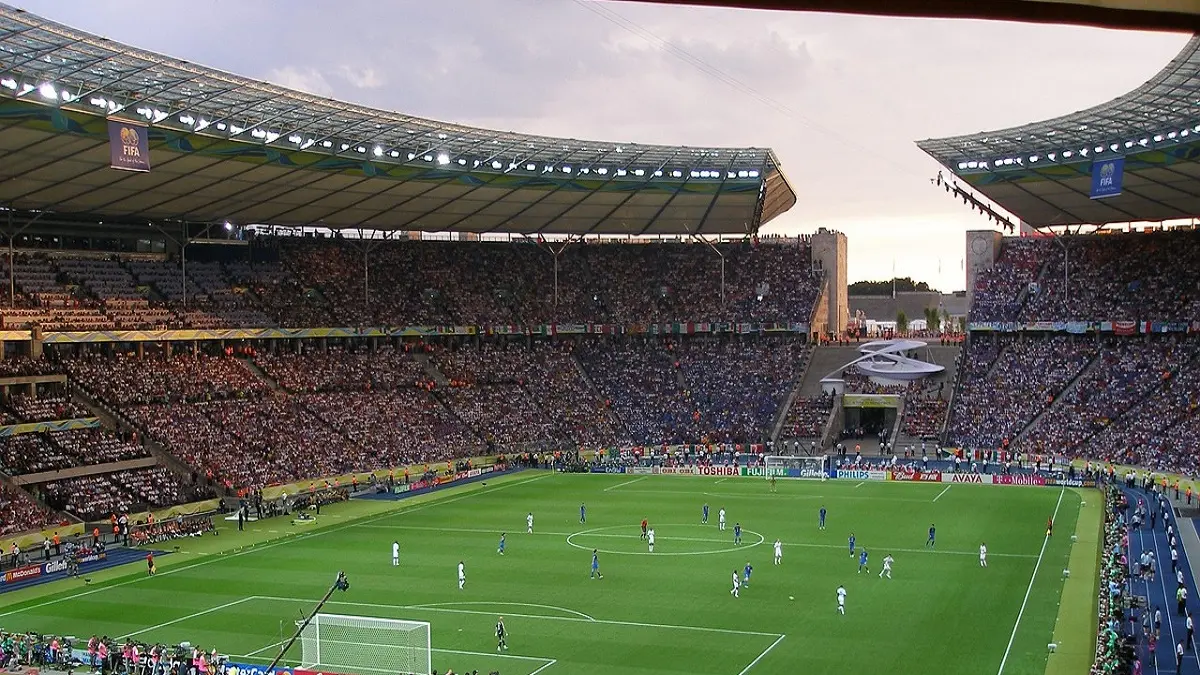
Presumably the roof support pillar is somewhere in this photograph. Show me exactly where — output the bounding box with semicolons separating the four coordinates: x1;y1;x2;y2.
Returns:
687;231;726;310
151;222;193;309
5;208;45;309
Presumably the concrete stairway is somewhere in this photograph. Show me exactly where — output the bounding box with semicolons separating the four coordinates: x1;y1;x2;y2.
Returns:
797;346;861;397
414;353;450;387
1012;351;1102;443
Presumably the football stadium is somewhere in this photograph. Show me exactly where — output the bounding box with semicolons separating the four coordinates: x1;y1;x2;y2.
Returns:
0;2;1196;675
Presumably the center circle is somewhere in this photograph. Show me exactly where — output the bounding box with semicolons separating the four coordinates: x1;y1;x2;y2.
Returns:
565;523;765;556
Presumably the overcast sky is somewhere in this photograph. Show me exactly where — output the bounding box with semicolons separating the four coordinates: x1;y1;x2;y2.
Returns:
13;0;1191;291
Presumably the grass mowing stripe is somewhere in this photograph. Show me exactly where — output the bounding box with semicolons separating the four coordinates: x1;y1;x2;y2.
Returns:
1047;488;1102;675
355;523;1040;557
254;595;785;637
997;487;1066;675
736;634;786;675
118;596;256;640
0;472;551;620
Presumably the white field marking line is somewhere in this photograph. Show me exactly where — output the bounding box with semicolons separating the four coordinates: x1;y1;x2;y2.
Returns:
995;486;1066;675
528;659;557;675
0;472;552;620
288;637;553;663
117;596;256;639
737;634;786;675
932;485;952;502
854;481;865;488
407;601;596;622
715;477;729;485
242;640;287;658
603;476;648;491
357;523;1038;558
252;595;781;637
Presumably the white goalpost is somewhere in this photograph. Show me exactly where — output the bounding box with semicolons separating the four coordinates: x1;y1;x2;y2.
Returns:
762;455;828;479
299;613;432;675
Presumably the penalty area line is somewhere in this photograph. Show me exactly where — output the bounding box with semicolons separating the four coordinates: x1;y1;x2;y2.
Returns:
603;476;648;491
737;634;786;675
932;485;951;502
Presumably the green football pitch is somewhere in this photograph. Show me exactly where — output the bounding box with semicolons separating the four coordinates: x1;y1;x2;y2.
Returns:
1;471;1096;675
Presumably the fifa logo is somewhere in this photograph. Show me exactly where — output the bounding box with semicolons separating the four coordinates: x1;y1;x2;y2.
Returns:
1097;161;1115;187
119;126;141;158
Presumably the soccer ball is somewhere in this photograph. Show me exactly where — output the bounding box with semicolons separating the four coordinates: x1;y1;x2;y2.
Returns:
821;476;828;482
789;596;795;601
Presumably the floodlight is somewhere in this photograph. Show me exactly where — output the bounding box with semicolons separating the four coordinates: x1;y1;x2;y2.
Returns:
0;78;16;90
216;123;227;131
526;163;536;171
1153;135;1164;142
356;146;365;153
457;158;466;165
407;153;415;160
597;168;608;175
38;83;55;99
288;135;302;144
491;161;502;169
737;170;748;178
60;91;73;102
653;170;661;177
340;143;349;150
748;170;759;178
423;155;433;162
19;83;33;94
436;154;449;164
389;151;400;158
224;222;233;231
671;170;681;178
616;169;627;177
322;141;333;148
251;129;266;138
181;115;197;126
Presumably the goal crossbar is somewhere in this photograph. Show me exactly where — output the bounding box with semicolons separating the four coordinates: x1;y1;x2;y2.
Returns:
300;613;431;675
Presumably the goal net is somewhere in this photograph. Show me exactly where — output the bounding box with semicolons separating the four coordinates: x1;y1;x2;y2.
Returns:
299;613;431;675
763;455;827;479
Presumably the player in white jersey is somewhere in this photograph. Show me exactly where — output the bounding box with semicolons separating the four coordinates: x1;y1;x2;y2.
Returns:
392;541;400;567
731;570;740;598
836;585;846;614
880;554;894;579
647;528;656;553
718;508;727;531
527;512;534;534
458;561;466;590
773;539;783;565
979;542;988;568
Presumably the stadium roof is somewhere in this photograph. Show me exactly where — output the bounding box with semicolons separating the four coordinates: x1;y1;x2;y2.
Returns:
917;34;1200;228
0;4;795;236
626;0;1200;32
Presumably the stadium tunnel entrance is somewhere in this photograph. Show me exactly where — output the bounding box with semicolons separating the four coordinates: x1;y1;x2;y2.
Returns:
840;393;899;438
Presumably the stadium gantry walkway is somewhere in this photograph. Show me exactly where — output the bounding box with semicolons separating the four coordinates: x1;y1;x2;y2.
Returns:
1123;486;1200;675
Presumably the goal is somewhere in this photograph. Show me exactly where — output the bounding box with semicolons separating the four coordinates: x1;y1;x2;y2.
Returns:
762;455;827;479
299;613;431;675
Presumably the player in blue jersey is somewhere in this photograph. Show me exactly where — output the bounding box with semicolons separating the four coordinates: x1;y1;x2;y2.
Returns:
580;503;586;523
926;524;936;548
743;562;753;587
702;503;709;524
497;533;505;556
734;523;742;545
590;549;602;579
858;548;869;574
819;506;827;530
848;533;856;557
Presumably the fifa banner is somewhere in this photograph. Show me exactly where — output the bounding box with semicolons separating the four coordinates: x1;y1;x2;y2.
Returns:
842;394;901;409
108;119;151;172
834;469;889;481
1090;157;1124;200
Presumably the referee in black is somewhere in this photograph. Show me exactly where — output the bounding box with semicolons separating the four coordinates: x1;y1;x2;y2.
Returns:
496;616;507;652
